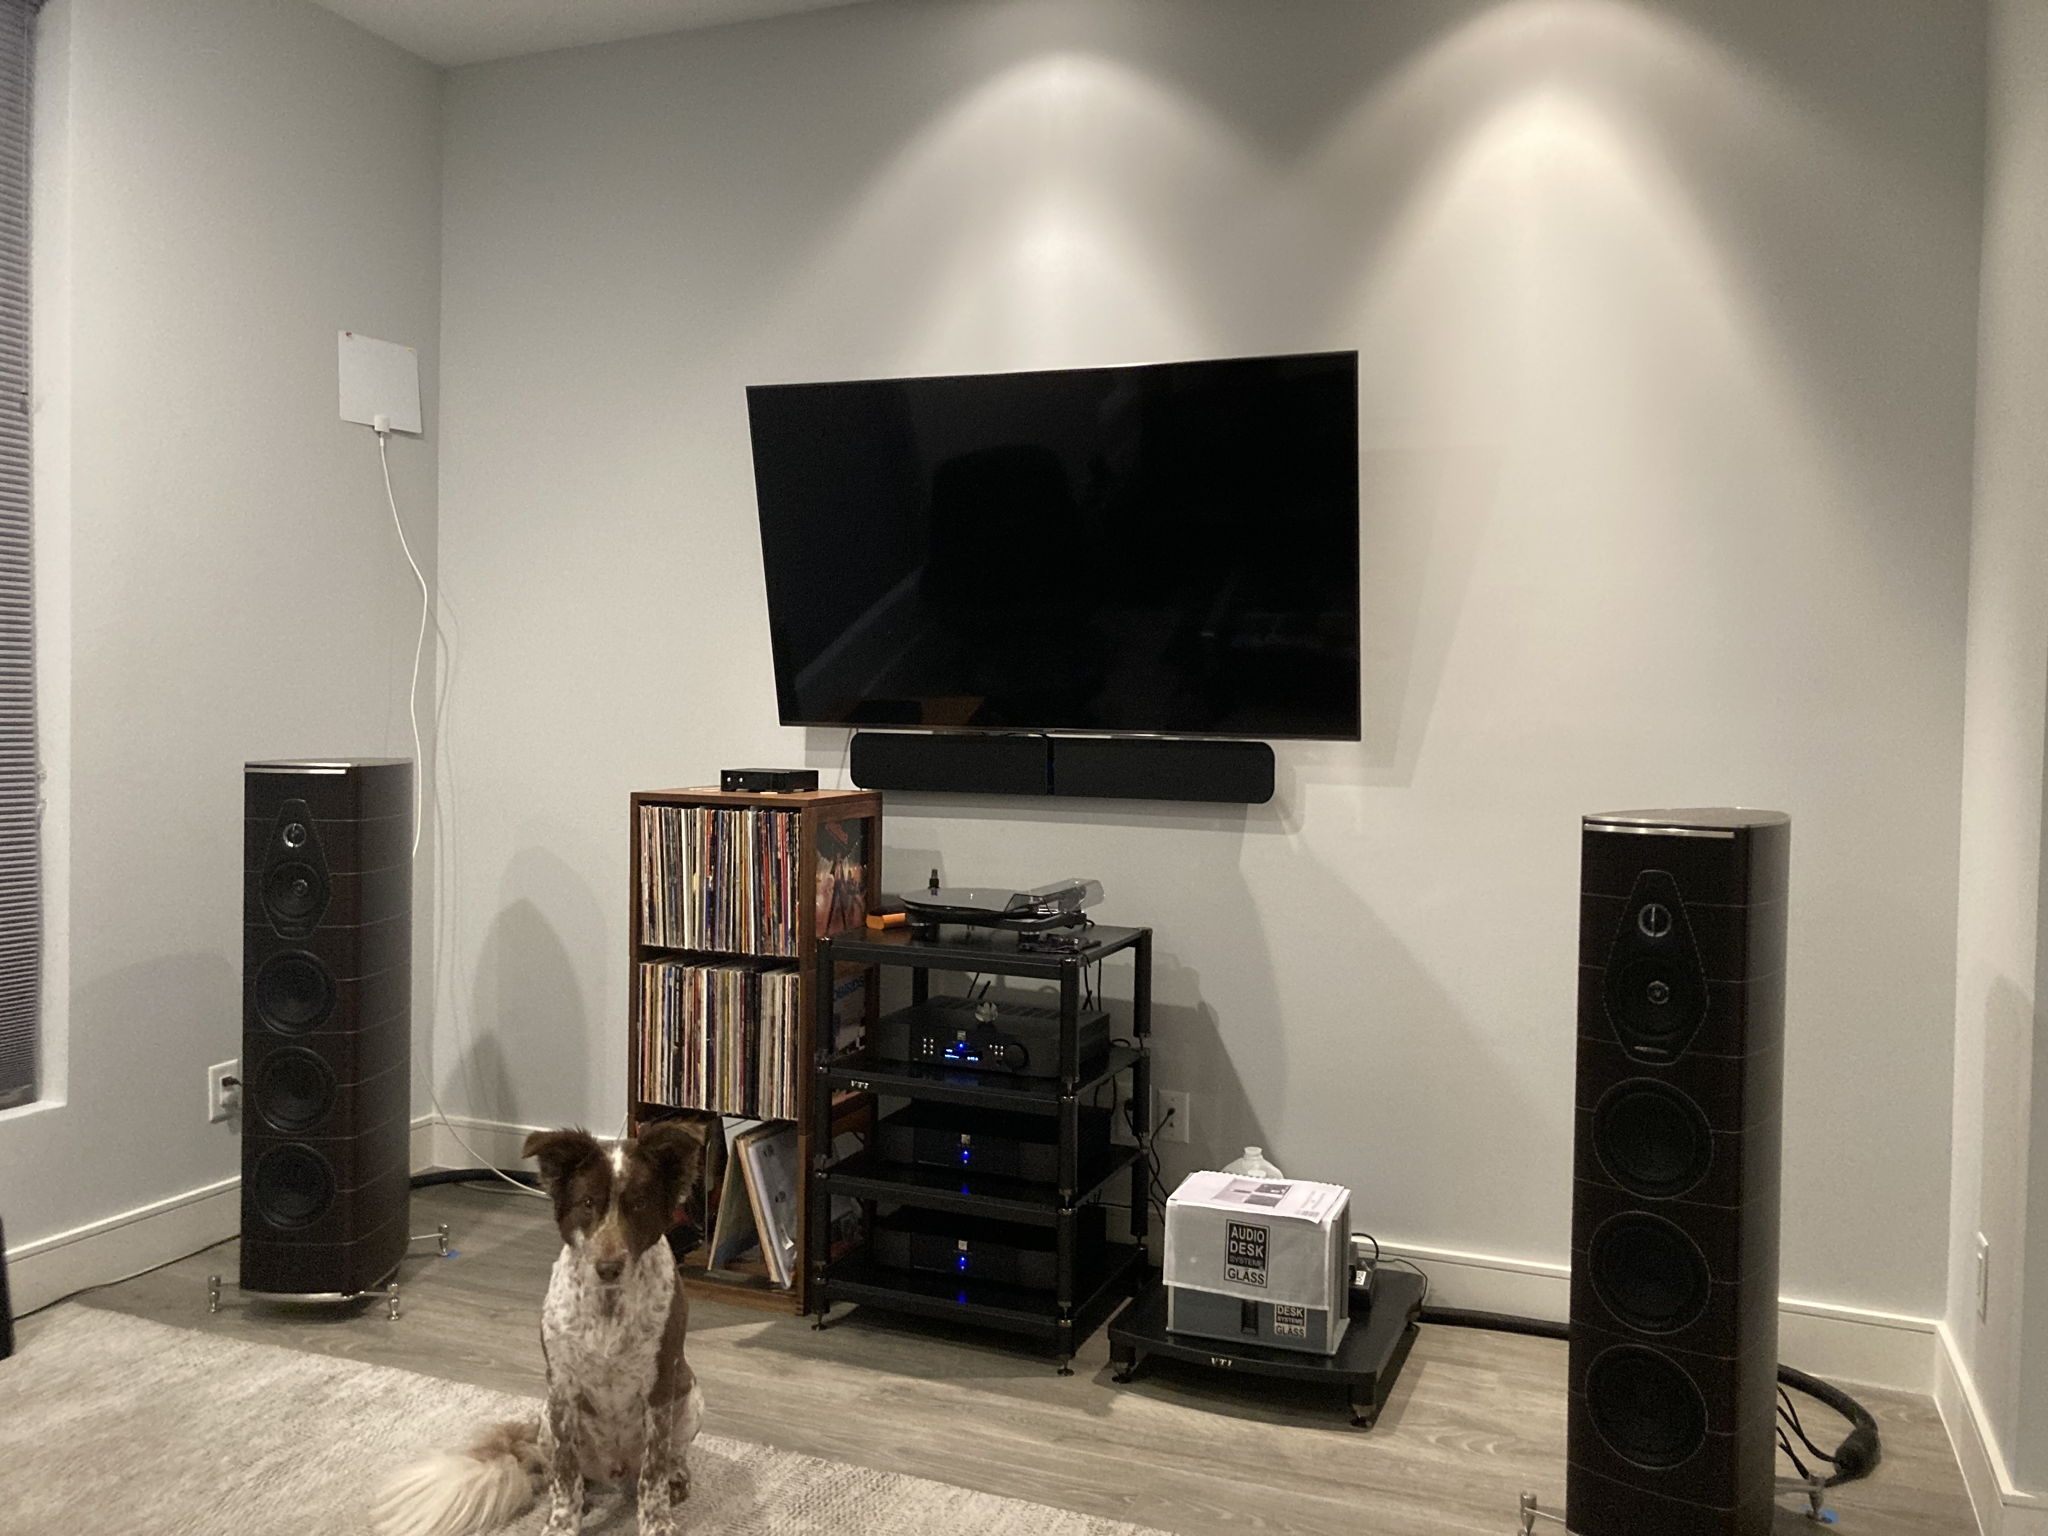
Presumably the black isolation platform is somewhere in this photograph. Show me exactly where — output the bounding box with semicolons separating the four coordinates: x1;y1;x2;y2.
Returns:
1107;1268;1426;1429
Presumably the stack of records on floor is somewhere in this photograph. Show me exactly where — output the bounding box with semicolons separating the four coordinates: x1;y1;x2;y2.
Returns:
707;1121;802;1288
639;804;800;955
638;961;801;1120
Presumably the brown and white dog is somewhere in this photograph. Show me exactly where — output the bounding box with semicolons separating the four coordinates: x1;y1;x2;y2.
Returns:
372;1119;712;1536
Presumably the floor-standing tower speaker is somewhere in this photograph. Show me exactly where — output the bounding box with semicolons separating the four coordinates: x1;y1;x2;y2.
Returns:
1569;808;1789;1536
241;759;412;1297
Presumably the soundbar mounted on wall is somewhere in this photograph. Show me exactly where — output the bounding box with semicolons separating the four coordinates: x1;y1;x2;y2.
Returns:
848;733;1274;805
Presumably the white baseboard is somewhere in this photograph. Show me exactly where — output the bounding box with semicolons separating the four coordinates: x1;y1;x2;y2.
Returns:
5;1176;240;1315
0;1119;1945;1401
1935;1322;2048;1536
417;1111;546;1174
1369;1238;1937;1394
2;1114;520;1319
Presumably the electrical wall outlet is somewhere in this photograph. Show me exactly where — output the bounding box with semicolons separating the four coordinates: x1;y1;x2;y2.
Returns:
208;1058;241;1124
1976;1233;1991;1322
1157;1089;1190;1145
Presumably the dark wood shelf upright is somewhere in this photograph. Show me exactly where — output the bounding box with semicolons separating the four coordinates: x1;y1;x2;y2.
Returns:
627;785;882;1315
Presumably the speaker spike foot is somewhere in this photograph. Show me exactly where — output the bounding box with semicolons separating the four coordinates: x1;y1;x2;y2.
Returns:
1778;1473;1835;1524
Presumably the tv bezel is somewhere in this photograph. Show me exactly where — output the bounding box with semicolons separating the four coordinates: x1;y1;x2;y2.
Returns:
747;348;1363;744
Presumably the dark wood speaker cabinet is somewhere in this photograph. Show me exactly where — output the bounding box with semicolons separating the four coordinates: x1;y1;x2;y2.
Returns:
240;759;412;1300
1568;808;1790;1536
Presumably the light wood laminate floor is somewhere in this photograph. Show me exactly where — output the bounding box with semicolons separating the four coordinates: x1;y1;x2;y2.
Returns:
55;1182;1978;1536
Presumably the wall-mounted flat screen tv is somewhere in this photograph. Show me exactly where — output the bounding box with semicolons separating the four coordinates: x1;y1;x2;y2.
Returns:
746;349;1360;741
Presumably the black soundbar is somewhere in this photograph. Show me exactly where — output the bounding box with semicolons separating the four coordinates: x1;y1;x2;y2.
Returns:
849;732;1273;804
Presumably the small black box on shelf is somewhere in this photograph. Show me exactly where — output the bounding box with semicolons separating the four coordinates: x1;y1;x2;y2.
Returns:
872;1206;1106;1289
720;768;819;794
876;1101;1112;1181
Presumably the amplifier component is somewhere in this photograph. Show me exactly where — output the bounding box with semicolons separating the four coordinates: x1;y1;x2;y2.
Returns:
876;1101;1112;1181
872;1206;1106;1289
871;995;1110;1077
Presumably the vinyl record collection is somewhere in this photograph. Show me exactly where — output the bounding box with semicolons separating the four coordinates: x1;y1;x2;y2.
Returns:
638;804;800;955
637;961;802;1120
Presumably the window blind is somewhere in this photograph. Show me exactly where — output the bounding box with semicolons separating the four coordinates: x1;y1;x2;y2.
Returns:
0;0;41;1110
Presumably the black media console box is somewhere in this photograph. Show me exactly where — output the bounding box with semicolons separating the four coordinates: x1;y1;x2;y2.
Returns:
719;767;818;794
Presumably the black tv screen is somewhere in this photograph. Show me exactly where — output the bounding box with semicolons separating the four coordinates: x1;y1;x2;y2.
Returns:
746;350;1360;741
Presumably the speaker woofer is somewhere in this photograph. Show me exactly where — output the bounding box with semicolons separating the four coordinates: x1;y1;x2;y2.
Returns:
252;1144;337;1231
1586;1345;1708;1470
1590;1212;1712;1334
254;1049;337;1134
255;951;337;1034
1593;1080;1714;1199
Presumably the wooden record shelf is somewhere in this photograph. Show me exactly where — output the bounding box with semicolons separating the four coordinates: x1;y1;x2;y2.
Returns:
625;786;882;1314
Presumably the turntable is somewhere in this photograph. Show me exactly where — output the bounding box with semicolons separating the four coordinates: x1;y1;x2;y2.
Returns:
900;877;1103;932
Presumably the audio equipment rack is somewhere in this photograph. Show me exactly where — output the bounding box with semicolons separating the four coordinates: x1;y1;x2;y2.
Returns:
807;921;1153;1373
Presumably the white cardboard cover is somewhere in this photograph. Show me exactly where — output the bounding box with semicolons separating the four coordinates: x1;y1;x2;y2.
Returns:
1163;1170;1350;1310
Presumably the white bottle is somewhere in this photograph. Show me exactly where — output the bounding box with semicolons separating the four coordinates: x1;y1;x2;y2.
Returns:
1223;1146;1284;1178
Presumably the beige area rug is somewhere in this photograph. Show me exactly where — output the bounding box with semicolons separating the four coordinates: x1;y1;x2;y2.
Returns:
0;1306;1174;1536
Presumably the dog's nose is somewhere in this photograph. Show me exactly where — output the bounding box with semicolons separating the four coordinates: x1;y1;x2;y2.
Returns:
595;1259;624;1284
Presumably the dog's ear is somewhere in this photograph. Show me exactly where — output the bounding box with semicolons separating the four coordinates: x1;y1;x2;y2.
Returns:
634;1117;712;1205
522;1128;603;1196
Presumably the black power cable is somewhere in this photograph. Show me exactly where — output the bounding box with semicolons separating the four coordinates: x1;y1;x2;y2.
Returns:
1416;1305;1882;1489
1777;1361;1883;1486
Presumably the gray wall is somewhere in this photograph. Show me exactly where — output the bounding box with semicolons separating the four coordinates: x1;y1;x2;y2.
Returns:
1951;0;2048;1503
436;0;1982;1322
0;0;440;1262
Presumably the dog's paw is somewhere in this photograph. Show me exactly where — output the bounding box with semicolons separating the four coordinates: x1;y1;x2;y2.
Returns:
666;1470;691;1505
638;1514;680;1536
540;1506;583;1536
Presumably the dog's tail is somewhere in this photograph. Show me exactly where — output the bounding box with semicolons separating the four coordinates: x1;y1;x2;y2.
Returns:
371;1419;543;1536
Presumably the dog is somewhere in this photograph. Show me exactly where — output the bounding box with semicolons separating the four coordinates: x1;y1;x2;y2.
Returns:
372;1118;713;1536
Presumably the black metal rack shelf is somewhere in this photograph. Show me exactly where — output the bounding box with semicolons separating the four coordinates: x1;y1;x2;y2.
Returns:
822;922;1150;977
821;1042;1145;1112
808;921;1153;1371
820;1242;1147;1343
